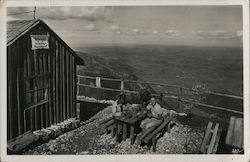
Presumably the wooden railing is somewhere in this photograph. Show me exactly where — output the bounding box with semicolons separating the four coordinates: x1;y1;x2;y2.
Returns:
77;75;243;115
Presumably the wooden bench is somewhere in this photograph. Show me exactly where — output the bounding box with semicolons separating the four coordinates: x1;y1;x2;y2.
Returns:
99;116;116;136
7;131;40;154
100;112;146;144
225;116;243;149
136;115;176;152
200;121;222;154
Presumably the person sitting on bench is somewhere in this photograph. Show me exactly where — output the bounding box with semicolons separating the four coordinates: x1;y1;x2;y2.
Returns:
112;93;130;117
140;97;186;130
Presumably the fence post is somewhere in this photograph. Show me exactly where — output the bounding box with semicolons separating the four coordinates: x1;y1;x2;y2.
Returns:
77;76;80;96
179;87;183;112
121;80;124;91
96;77;101;88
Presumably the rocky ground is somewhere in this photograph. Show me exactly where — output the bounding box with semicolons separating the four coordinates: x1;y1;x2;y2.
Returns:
24;106;204;155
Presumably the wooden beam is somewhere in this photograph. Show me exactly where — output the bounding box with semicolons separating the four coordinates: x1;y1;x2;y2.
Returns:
122;123;127;140
73;58;76;117
7;46;13;139
43;48;48;128
212;128;222;154
33;48;38;130
152;136;156;152
25;73;51;79
16;53;21;135
11;42;18;137
143;116;173;143
130;125;135;144
62;46;66;120
25;100;49;111
121;81;124;91
52;36;56;124
38;50;44;129
69;54;73;118
55;40;60;123
66;50;70;119
19;37;26;134
58;43;62;122
25;86;48;94
200;122;213;153
77;75;243;100
48;36;53;124
225;116;243;148
60;44;65;121
181;99;243;115
96;77;101;88
207;123;219;154
26;40;32;131
77;83;139;94
77;76;80;96
136;126;156;145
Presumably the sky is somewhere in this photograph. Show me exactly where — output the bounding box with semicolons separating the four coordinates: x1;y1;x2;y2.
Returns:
7;6;243;47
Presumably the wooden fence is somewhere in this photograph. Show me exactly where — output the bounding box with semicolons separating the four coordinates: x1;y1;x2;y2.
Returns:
77;75;243;115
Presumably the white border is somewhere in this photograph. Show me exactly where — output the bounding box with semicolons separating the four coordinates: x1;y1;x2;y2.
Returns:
1;1;249;162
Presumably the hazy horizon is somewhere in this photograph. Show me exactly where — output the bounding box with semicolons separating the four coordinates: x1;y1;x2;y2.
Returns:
71;42;243;49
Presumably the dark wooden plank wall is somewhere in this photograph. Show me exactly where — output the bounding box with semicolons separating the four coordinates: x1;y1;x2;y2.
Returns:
7;22;77;140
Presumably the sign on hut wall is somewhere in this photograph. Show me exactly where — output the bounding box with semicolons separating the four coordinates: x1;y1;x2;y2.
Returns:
30;35;50;50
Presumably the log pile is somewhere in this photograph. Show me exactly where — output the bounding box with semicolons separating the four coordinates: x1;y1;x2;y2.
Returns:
8;118;81;154
33;118;81;142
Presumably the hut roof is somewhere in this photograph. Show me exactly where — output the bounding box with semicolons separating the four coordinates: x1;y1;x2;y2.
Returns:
7;19;84;65
7;19;39;44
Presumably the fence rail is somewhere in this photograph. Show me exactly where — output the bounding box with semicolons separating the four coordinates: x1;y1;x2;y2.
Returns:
77;75;243;115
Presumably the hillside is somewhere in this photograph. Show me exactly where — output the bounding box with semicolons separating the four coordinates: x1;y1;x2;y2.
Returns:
76;51;155;102
75;45;243;96
75;45;243;127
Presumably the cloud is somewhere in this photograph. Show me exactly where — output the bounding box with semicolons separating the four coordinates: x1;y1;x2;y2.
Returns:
85;24;96;31
125;28;140;35
152;30;158;34
114;31;122;35
208;30;226;37
7;7;114;22
109;25;120;31
192;30;229;39
132;28;139;34
236;30;243;37
165;30;179;36
192;30;244;40
108;25;123;34
125;28;151;36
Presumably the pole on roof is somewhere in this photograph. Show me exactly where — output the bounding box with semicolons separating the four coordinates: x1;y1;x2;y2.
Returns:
33;7;36;19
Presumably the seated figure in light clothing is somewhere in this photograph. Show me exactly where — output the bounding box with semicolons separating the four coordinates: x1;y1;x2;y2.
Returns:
140;97;185;130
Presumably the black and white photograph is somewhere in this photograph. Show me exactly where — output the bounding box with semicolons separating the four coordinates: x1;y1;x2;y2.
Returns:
1;0;249;162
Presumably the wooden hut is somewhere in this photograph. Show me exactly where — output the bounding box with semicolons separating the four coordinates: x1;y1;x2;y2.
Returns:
7;19;84;140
